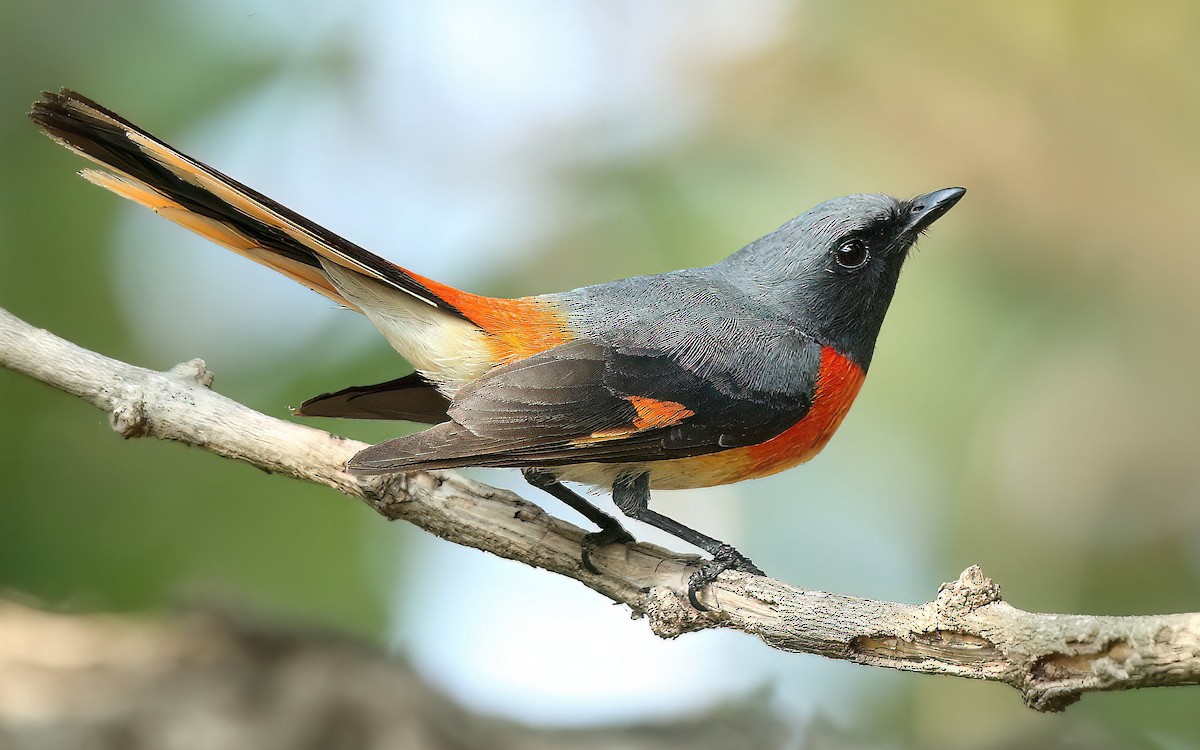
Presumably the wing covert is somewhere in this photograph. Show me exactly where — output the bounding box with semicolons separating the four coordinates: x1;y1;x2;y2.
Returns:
349;333;822;473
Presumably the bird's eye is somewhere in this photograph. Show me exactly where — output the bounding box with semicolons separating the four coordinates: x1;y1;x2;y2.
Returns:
834;239;870;270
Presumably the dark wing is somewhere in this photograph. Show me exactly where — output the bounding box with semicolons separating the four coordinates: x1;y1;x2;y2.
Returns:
348;334;820;474
296;372;450;423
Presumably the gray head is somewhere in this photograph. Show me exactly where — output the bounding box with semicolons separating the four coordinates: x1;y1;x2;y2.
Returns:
721;187;965;370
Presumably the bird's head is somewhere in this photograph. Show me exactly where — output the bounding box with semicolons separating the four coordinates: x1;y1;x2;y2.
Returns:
725;187;965;370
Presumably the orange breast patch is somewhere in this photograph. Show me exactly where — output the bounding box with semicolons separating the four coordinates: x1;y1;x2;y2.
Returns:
649;346;865;489
739;347;864;477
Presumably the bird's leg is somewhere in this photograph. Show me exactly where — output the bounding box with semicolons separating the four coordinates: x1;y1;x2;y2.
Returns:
521;469;636;573
612;472;765;610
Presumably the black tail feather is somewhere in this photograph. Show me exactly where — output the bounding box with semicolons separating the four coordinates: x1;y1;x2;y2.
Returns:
29;88;470;321
297;372;450;424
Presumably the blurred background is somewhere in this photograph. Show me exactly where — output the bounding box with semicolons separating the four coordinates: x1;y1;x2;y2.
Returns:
2;1;1199;747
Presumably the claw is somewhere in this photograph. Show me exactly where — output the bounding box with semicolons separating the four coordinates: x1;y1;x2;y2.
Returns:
580;525;637;573
686;544;764;610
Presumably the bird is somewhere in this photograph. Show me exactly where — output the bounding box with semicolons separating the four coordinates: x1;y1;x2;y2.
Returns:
30;89;964;608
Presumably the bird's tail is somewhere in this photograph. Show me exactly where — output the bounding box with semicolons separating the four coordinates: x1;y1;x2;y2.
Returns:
29;88;466;319
29;89;576;409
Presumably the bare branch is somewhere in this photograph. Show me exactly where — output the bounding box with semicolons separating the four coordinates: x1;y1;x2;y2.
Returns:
2;304;1198;712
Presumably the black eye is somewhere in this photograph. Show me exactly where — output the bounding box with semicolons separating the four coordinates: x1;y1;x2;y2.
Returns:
834;239;870;270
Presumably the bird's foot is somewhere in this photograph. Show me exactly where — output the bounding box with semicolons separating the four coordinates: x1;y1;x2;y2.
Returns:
580;525;637;574
687;544;765;611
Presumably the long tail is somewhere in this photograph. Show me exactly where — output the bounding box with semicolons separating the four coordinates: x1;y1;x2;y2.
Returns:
30;89;576;414
29;89;468;320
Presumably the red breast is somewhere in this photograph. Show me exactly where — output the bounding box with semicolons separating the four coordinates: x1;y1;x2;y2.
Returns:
648;346;865;489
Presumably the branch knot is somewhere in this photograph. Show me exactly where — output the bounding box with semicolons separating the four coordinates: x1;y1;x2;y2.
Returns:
641;586;722;639
109;394;150;438
936;565;1002;617
169;359;214;388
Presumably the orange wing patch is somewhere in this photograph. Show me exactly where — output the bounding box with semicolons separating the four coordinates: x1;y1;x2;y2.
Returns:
627;395;695;430
572;396;695;445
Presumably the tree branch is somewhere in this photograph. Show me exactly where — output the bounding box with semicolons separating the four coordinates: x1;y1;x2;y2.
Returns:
2;304;1198;712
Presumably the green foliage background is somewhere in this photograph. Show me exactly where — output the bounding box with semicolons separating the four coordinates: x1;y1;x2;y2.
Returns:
3;2;1199;747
